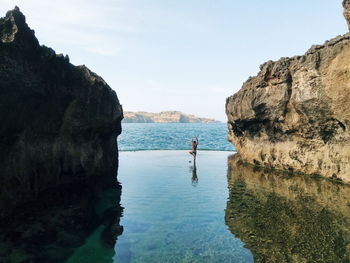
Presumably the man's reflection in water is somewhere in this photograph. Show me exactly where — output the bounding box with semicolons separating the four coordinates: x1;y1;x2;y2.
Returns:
190;160;198;186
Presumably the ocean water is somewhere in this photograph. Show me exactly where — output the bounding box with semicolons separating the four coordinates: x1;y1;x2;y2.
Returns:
118;123;236;151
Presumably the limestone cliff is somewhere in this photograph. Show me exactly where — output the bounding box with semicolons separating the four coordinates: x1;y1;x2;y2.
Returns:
0;7;123;218
226;3;350;182
123;111;219;123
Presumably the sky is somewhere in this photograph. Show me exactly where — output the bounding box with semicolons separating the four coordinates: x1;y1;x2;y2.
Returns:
0;0;347;121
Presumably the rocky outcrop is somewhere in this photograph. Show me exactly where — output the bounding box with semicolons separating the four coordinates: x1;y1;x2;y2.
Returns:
226;154;350;262
123;111;219;123
226;3;350;182
0;7;123;218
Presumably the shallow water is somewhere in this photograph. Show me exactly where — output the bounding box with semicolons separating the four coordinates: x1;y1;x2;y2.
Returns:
114;151;253;263
40;150;350;263
118;123;235;151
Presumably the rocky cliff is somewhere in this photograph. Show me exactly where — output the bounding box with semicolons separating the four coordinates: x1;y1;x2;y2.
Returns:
0;7;123;218
123;111;219;123
226;3;350;182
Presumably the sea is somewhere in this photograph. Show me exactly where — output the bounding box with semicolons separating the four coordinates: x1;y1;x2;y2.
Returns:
118;123;236;152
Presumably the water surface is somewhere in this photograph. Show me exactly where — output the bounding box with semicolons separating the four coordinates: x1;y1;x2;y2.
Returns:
114;151;253;262
59;151;350;263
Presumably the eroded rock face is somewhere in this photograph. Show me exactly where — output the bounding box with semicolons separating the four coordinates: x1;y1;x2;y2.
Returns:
0;7;123;218
226;7;350;182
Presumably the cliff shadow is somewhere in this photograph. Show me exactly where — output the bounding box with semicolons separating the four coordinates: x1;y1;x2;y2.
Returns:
225;154;350;263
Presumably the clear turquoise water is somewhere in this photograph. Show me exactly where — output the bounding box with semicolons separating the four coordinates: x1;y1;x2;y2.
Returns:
118;123;236;151
114;151;253;263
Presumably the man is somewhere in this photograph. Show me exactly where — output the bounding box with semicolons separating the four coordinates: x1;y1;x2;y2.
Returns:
189;137;198;160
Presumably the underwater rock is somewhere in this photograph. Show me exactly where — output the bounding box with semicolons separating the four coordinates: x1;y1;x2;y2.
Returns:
226;2;350;181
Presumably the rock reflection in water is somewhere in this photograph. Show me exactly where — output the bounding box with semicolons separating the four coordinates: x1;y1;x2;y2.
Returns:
0;183;123;263
225;154;350;263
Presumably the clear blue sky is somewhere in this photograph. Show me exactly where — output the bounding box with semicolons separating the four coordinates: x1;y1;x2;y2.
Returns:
0;0;347;121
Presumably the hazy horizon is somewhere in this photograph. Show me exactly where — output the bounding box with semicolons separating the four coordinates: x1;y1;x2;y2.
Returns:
0;0;347;121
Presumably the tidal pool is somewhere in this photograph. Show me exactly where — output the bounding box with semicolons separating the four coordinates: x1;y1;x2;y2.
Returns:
114;151;253;263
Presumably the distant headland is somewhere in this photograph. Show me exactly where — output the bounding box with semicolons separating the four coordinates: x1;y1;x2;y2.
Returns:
123;111;220;123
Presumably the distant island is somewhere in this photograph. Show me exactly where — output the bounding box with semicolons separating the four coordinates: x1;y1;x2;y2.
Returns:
123;111;220;123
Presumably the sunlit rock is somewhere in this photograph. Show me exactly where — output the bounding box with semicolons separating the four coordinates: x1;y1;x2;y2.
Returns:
226;2;350;182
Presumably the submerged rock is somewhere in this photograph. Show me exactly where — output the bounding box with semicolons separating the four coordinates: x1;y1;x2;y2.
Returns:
226;2;350;182
0;7;123;217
